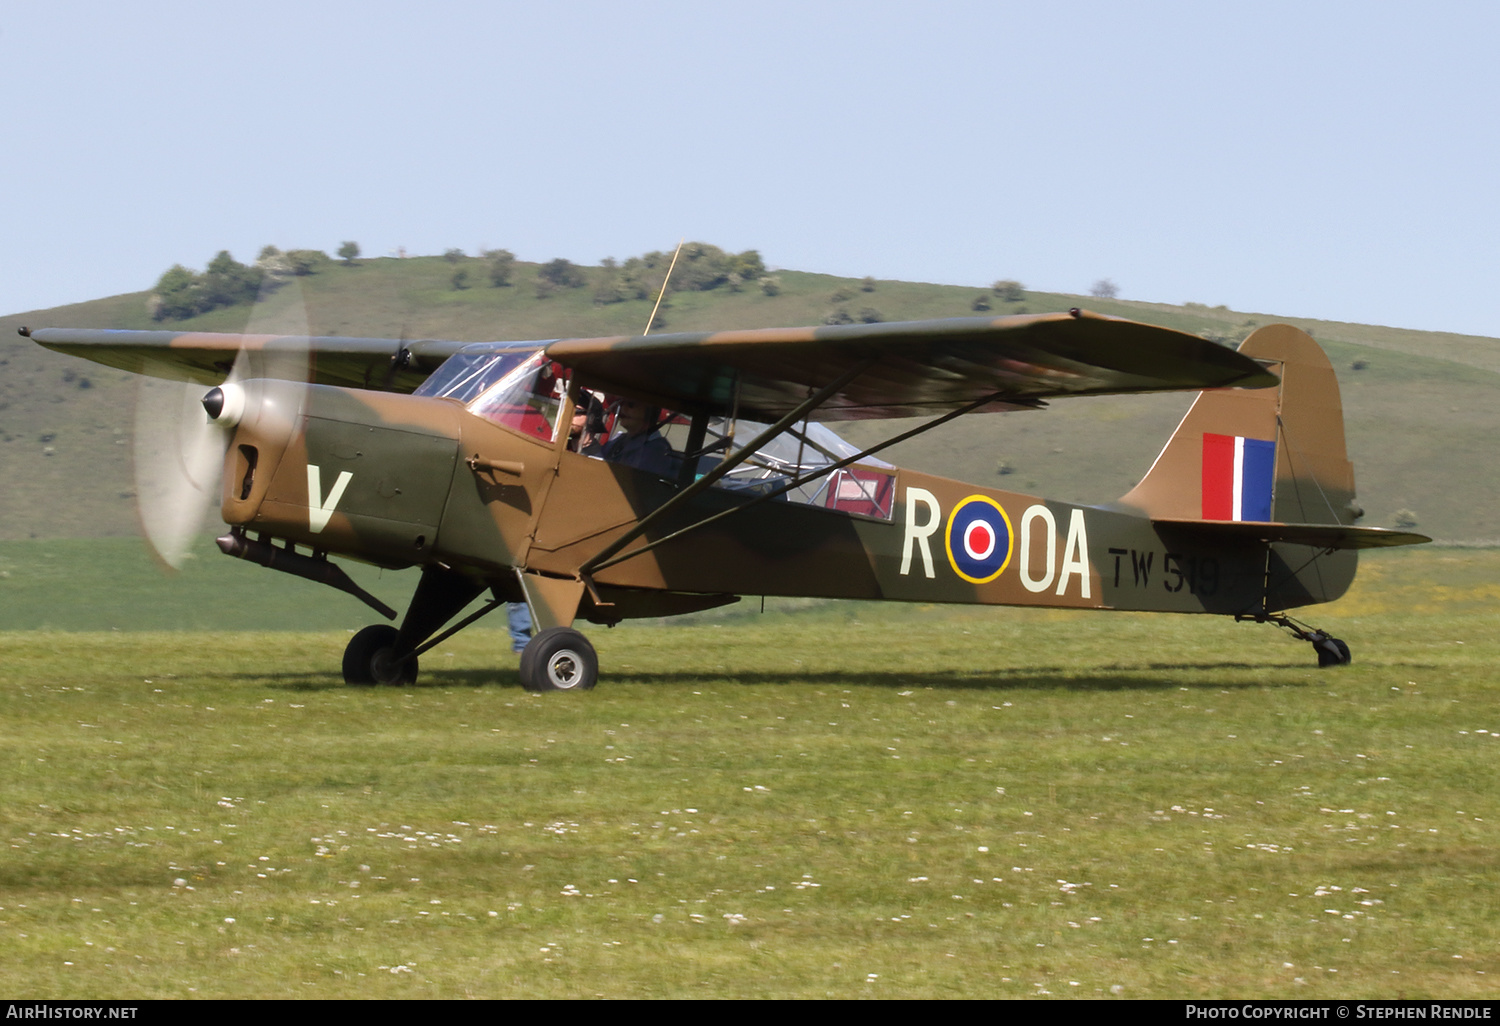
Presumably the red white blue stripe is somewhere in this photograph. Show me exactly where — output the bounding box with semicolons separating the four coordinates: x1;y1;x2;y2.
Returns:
1202;433;1275;521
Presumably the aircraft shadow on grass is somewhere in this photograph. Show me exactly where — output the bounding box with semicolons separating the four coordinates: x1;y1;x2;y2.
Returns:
229;660;1453;694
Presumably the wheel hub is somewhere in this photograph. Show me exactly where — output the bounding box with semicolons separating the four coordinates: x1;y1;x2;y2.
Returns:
547;650;582;688
370;647;404;685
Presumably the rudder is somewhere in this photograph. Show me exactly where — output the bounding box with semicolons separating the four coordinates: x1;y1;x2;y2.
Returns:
1117;324;1358;528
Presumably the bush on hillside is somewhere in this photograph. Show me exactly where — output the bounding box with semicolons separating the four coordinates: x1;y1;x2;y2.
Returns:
147;246;330;321
487;249;515;287
992;280;1025;302
538;258;588;290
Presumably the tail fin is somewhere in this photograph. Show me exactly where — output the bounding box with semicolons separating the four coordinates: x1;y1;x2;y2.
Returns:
1118;324;1358;527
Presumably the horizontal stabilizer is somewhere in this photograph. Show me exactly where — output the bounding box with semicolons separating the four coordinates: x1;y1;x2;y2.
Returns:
1152;518;1431;550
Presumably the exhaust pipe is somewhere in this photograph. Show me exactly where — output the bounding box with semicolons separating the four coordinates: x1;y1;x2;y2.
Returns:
217;529;398;620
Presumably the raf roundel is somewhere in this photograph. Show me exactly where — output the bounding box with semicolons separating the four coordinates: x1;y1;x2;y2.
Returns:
944;495;1015;584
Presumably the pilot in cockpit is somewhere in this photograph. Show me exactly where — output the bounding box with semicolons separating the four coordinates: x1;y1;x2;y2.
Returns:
602;398;675;478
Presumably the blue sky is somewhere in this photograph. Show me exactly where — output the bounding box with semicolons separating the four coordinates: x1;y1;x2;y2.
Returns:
5;0;1497;337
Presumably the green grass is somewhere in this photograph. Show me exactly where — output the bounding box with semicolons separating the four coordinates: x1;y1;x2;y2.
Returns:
1;547;1497;998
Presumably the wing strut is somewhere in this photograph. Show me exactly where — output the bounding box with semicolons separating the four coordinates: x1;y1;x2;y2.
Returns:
578;359;878;579
581;385;1031;577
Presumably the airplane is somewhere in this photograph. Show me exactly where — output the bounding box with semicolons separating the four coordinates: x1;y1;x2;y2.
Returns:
20;309;1429;690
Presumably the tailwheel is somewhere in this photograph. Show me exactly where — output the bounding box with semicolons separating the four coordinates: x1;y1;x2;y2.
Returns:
519;627;598;692
1240;613;1352;669
343;624;419;686
1313;635;1352;669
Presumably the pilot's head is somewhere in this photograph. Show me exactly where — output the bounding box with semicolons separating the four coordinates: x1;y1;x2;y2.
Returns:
616;398;658;437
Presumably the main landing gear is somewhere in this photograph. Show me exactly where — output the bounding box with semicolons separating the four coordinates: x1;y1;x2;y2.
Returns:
339;565;600;689
1240;613;1352;668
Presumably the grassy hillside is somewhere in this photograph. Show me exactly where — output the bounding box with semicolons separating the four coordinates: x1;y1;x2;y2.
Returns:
3;253;1496;546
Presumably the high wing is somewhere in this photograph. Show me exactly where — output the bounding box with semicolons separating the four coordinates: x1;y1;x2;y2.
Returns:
26;310;1275;419
544;310;1278;421
22;327;472;393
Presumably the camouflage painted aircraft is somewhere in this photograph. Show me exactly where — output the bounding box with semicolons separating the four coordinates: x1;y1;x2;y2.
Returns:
22;310;1428;690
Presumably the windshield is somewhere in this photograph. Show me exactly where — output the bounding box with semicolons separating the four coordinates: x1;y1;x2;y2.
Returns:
417;349;566;442
413;349;540;403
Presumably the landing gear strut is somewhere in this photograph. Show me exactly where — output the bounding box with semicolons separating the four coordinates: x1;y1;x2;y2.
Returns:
1239;613;1352;668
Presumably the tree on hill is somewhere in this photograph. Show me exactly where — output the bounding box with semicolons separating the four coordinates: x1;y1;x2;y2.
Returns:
196;250;261;310
258;246;328;279
338;241;360;265
148;264;200;321
1090;278;1119;299
284;249;330;276
149;252;262;321
256;246;295;289
593;257;626;305
992;280;1025;302
486;249;515;287
668;243;765;293
610;243;765;302
538;258;587;290
147;245;331;320
616;254;664;301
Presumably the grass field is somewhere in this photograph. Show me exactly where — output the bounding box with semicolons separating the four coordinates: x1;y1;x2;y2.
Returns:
1;547;1497;998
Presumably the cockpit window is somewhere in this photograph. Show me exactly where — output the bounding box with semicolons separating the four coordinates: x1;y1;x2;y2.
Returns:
413;350;538;404
665;416;896;519
416;349;567;442
468;352;567;441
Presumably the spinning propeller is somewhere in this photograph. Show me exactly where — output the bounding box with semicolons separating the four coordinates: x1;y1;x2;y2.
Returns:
130;273;311;570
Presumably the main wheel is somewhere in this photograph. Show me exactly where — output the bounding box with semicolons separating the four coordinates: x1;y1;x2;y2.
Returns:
1314;636;1352;668
343;624;419;686
519;627;598;692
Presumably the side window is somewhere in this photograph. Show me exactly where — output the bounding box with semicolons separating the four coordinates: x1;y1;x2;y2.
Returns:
698;417;895;519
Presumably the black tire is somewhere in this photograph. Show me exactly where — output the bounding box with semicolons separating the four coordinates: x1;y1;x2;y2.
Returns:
343;624;419;686
1314;637;1351;669
519;627;598;692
